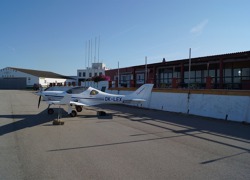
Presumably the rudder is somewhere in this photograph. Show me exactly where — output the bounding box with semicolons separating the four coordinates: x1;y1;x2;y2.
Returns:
129;84;153;100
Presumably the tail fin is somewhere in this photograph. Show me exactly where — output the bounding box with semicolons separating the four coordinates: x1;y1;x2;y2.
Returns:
126;84;153;102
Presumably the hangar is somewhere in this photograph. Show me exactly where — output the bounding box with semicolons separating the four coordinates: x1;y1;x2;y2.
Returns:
0;67;76;89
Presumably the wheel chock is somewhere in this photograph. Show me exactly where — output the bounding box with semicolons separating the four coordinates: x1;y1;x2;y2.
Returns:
97;111;107;116
52;120;65;125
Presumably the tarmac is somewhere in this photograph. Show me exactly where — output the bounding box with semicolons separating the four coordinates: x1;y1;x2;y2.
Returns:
1;90;250;180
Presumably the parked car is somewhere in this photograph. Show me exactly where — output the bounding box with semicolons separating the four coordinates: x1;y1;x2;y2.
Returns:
33;83;42;90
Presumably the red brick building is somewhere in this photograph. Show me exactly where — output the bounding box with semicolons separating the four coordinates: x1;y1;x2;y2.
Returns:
105;51;250;90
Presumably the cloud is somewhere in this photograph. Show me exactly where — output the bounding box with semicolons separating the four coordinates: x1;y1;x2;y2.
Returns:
190;19;209;34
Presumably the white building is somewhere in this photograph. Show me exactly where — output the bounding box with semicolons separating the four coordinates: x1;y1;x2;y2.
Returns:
0;67;76;89
77;63;108;83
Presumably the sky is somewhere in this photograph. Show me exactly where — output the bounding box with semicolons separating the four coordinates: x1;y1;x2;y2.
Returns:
1;0;250;76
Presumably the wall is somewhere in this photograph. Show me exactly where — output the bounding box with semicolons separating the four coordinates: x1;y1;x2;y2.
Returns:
0;68;38;87
41;78;65;86
0;78;26;89
77;68;105;80
107;87;250;123
188;94;250;122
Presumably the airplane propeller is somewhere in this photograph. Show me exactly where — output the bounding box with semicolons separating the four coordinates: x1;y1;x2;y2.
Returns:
38;95;41;108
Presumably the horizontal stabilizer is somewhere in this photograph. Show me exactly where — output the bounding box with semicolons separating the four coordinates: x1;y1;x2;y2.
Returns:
131;99;146;102
123;99;146;104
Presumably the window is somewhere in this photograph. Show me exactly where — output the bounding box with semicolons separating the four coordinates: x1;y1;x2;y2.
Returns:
195;70;202;83
233;68;241;83
158;68;174;85
136;73;144;84
90;90;98;95
83;72;86;77
224;68;231;77
242;68;250;80
89;73;92;77
79;72;82;77
224;68;232;83
184;71;195;83
173;72;180;78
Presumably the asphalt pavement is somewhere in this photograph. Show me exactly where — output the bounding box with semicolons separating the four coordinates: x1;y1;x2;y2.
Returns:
1;90;250;180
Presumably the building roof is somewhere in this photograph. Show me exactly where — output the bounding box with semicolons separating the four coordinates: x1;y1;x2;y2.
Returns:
8;67;73;79
108;50;250;71
172;50;250;63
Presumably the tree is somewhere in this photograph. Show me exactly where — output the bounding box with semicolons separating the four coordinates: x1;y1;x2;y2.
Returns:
91;75;110;82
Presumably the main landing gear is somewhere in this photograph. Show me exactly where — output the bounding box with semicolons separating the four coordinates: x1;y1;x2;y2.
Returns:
47;105;82;118
76;105;82;112
70;110;77;117
48;108;54;115
68;106;82;117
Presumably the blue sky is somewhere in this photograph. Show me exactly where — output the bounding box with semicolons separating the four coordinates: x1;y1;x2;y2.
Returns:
1;0;250;75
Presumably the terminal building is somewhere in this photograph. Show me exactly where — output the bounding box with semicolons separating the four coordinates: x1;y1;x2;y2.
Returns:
0;67;76;89
105;51;250;90
77;63;108;83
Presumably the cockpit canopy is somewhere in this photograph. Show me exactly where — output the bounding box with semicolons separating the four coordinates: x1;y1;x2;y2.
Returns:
66;87;88;94
90;90;99;95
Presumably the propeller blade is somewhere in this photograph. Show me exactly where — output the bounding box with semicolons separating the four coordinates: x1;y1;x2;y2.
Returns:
38;96;41;108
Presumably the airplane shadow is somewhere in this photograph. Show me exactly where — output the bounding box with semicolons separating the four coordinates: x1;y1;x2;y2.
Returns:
90;104;250;164
77;112;113;120
81;115;113;120
0;109;67;136
4;102;249;165
98;104;250;141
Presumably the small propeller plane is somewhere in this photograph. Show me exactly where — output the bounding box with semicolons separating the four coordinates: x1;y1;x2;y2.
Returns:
36;84;154;118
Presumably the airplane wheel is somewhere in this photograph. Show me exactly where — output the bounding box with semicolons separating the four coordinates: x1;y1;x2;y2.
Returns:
76;106;82;112
70;110;77;117
48;108;54;115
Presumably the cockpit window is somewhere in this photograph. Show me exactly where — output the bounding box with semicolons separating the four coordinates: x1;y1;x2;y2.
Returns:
66;87;88;94
90;90;99;95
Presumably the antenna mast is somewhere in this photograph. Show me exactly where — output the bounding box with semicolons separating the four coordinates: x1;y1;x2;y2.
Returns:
85;41;87;68
98;35;100;62
94;36;97;63
88;40;90;68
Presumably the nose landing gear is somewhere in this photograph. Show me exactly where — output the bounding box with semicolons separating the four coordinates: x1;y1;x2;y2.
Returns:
70;110;77;117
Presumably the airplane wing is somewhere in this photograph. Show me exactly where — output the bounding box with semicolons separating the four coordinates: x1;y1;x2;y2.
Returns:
47;101;63;105
46;100;90;107
69;101;90;107
46;94;72;105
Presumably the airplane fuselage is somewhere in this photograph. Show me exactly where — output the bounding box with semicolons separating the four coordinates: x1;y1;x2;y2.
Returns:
36;84;153;118
41;87;126;106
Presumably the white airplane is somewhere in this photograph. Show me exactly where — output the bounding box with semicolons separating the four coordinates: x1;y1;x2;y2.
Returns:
36;84;154;118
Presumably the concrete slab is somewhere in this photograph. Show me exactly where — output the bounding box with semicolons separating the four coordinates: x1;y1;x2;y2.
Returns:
1;90;250;180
